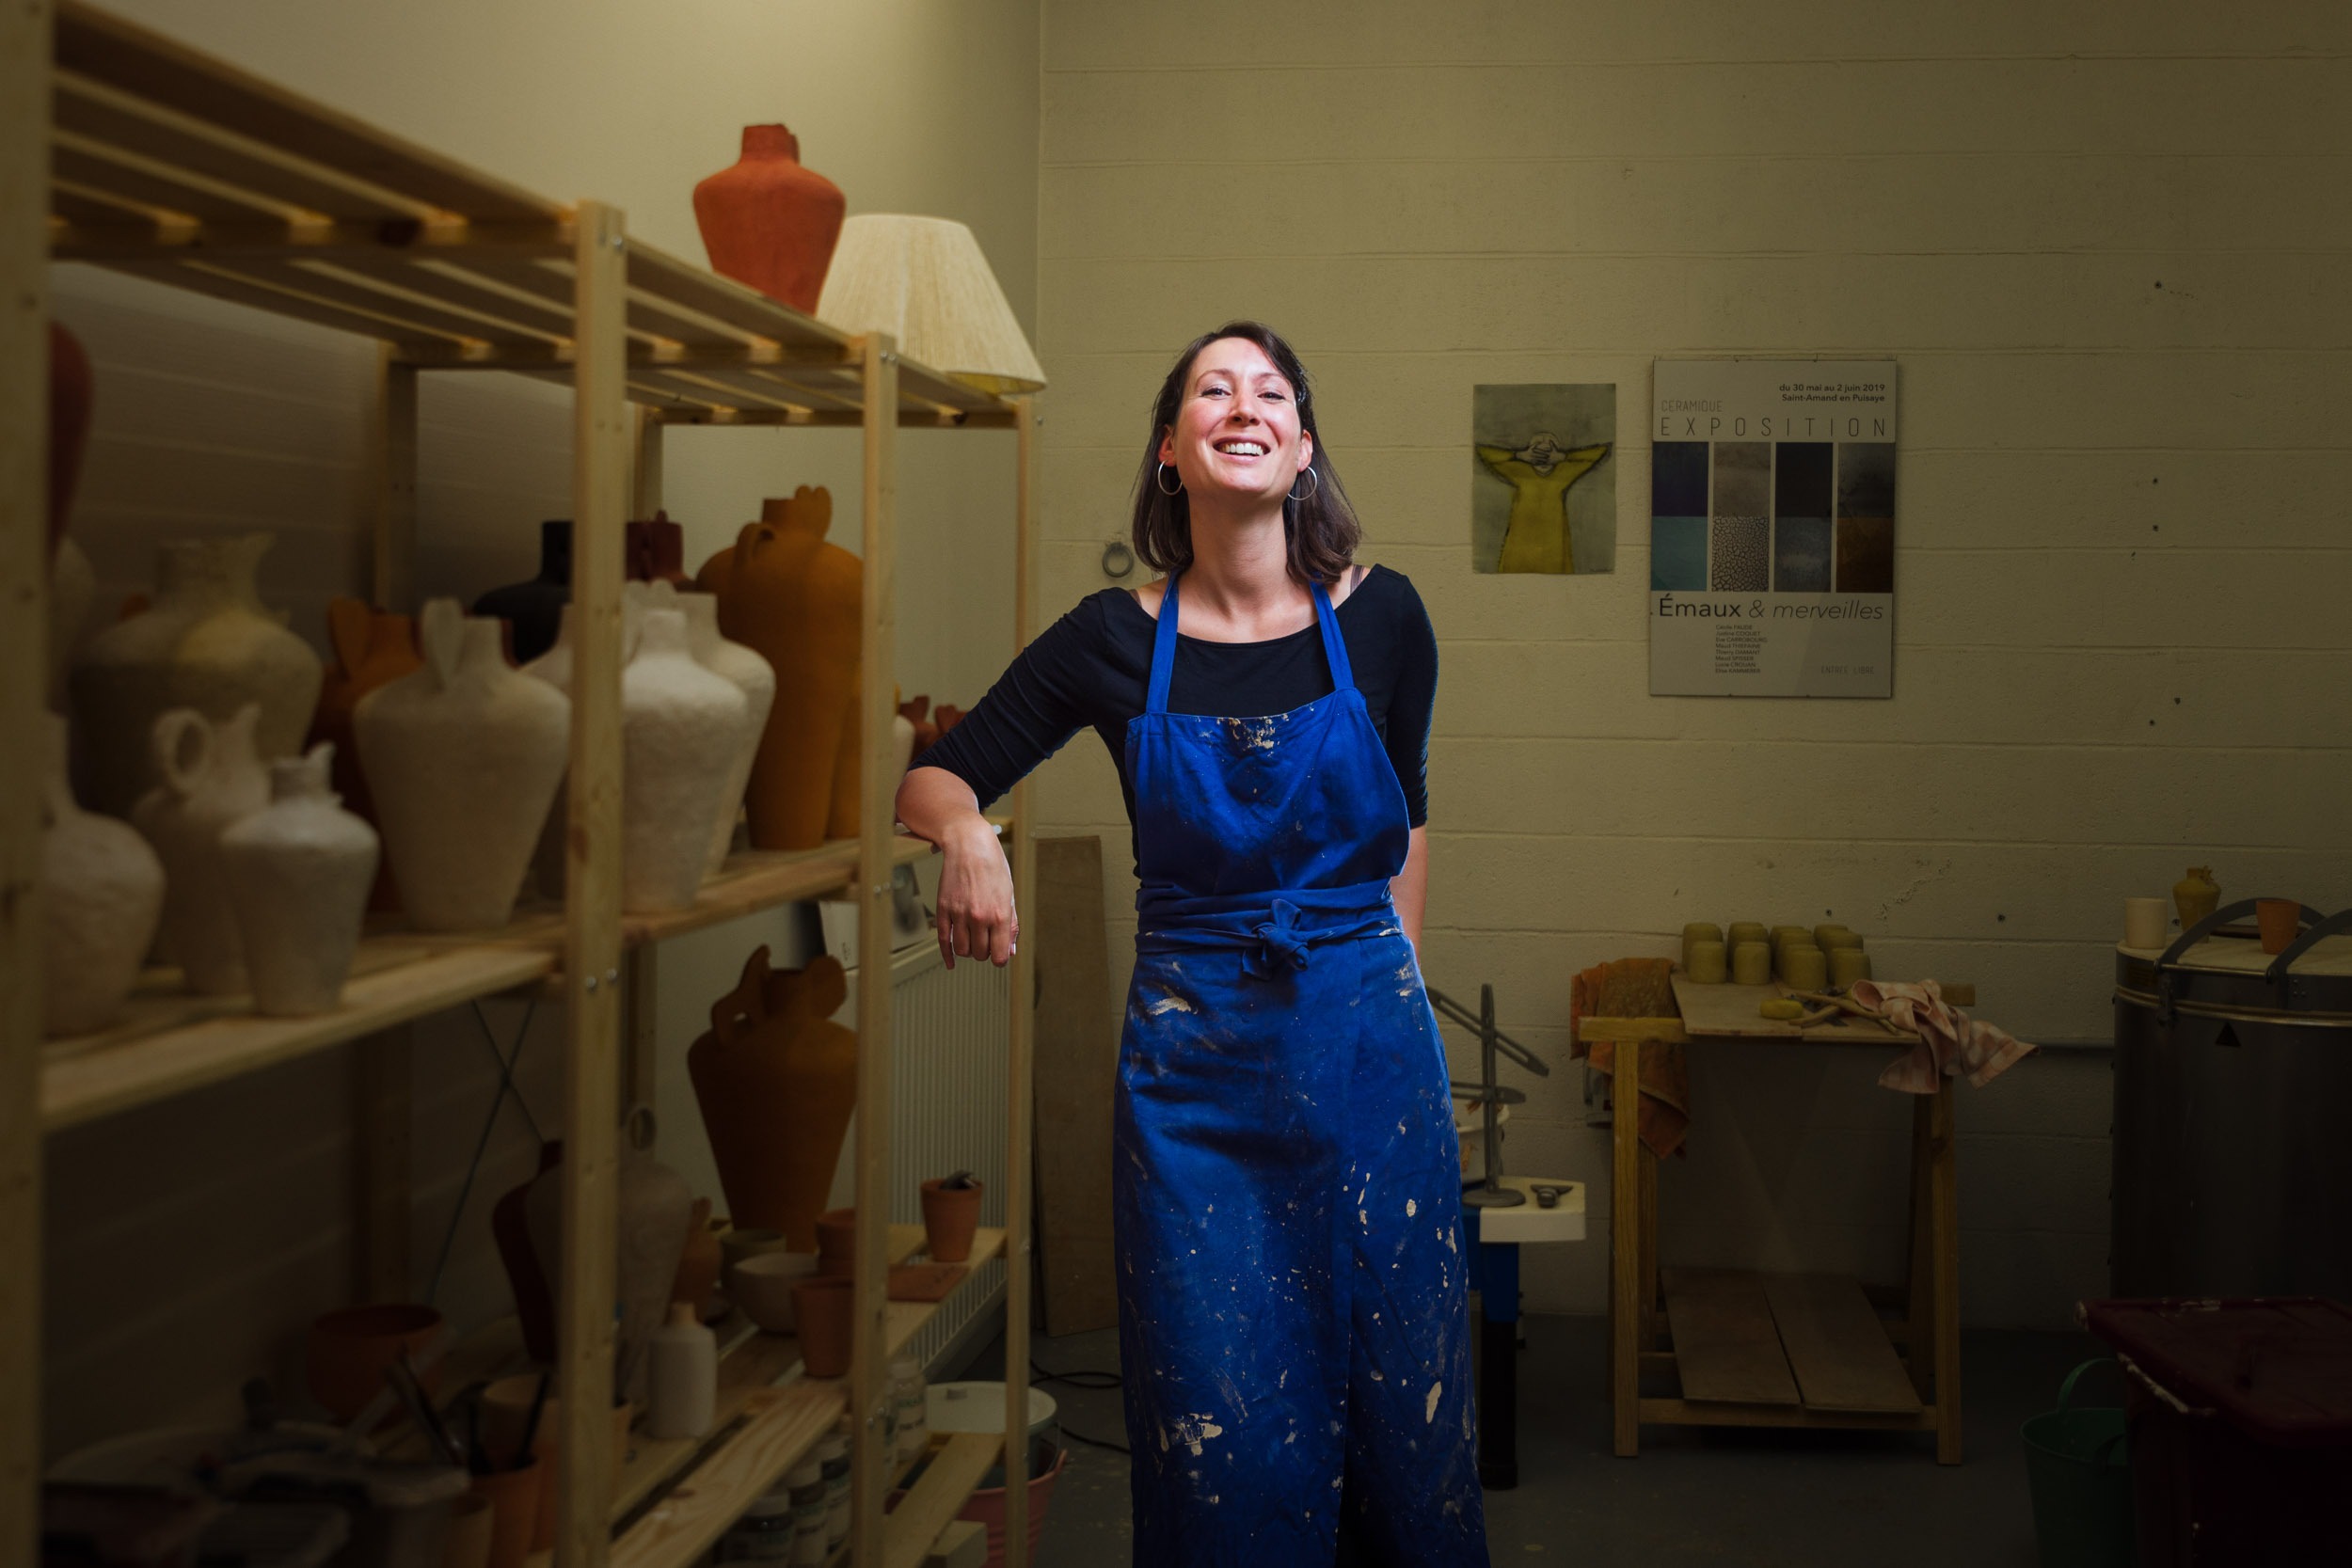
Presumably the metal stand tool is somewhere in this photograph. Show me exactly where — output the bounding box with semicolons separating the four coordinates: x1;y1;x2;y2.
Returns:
1428;983;1549;1208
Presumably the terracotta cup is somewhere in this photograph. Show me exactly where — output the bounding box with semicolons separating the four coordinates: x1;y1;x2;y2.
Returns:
480;1375;634;1554
815;1207;857;1275
919;1178;984;1264
2257;898;2302;956
791;1276;856;1377
305;1303;443;1422
469;1459;541;1568
438;1492;495;1568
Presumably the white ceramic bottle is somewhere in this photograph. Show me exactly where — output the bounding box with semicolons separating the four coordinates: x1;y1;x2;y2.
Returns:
72;533;324;817
132;704;270;994
646;1302;717;1440
356;599;569;931
675;589;775;874
40;713;165;1037
623;607;748;912
219;743;381;1016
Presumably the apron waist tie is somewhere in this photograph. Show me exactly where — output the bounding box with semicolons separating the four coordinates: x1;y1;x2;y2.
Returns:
1135;879;1399;977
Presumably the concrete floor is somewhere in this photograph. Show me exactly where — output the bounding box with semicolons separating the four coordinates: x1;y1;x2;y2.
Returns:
958;1315;2100;1566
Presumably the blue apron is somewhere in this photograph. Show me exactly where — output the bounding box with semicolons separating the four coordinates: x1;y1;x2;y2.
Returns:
1114;573;1489;1566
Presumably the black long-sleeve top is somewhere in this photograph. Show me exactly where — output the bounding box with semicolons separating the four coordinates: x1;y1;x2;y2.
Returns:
919;565;1438;869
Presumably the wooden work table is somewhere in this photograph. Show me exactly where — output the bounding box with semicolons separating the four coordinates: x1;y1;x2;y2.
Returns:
1576;973;1974;1465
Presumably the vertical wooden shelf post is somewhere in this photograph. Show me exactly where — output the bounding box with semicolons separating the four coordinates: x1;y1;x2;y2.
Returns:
849;331;901;1568
558;199;630;1568
999;396;1040;1565
1;5;55;1562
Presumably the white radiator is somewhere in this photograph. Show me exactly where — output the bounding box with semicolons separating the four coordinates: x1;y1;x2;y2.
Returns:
881;939;1009;1370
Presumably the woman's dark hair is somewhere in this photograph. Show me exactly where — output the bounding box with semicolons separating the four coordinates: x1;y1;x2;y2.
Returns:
1130;321;1362;586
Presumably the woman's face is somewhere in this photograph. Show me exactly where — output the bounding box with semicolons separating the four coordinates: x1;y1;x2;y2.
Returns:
1157;337;1313;508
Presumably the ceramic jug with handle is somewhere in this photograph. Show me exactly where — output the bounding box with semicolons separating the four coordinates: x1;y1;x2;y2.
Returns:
131;704;271;994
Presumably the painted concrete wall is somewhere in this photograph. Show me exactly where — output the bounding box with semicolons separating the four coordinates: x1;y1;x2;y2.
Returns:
1032;0;2352;1327
43;0;1039;1456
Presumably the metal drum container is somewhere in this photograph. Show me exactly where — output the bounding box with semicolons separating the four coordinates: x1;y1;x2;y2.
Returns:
2111;904;2352;1300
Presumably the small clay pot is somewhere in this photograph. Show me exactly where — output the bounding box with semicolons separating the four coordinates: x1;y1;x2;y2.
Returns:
305;1302;442;1422
2256;898;2302;956
480;1376;633;1554
1731;942;1772;987
920;1178;984;1264
1829;948;1873;990
791;1275;856;1377
815;1207;857;1270
1685;940;1727;985
439;1492;494;1568
469;1457;541;1568
730;1250;819;1334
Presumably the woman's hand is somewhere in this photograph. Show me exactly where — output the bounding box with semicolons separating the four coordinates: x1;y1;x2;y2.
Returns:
897;766;1018;969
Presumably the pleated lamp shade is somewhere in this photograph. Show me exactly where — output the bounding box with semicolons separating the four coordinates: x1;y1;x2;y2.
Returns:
815;214;1045;394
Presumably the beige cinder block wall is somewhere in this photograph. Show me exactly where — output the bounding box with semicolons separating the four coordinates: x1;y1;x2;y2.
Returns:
1033;2;2352;1327
43;0;1039;1454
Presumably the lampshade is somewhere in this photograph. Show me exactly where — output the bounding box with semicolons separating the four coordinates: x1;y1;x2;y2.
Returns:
815;214;1045;395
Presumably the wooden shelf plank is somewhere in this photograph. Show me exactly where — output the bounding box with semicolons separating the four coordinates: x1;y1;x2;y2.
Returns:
40;941;552;1130
1761;1274;1924;1415
1661;1269;1800;1407
608;1381;845;1568
617;836;930;949
881;1432;1003;1568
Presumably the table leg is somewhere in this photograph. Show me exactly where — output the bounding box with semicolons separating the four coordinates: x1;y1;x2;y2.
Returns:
1904;1092;1934;1402
1929;1075;1963;1464
1639;1144;1661;1350
1612;1035;1643;1457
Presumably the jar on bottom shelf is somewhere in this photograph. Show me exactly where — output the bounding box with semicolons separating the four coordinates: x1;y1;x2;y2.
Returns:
890;1358;927;1465
819;1427;851;1549
717;1491;796;1562
787;1460;827;1567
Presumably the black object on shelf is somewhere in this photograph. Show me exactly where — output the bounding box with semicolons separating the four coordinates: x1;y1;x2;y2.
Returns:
474;519;571;664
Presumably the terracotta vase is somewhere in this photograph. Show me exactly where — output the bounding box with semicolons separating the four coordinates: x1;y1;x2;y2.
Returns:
220;743;380;1017
310;599;421;911
527;1107;692;1407
687;946;858;1250
2256;898;2302;956
702;488;862;850
494;1142;562;1365
305;1302;443;1422
691;124;846;314
474;520;572;665
670;1197;722;1315
356;600;569;932
919;1178;984;1264
40;713;165;1037
790;1276;855;1378
72;534;324;818
50;321;93;552
814;1207;857;1276
2173;865;2221;932
469;1459;540;1568
49;538;95;710
626;512;691;588
677;591;774;874
900;695;941;765
623;607;747;912
132;705;270;995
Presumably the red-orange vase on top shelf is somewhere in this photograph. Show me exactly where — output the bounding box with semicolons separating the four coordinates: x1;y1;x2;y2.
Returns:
691;124;846;314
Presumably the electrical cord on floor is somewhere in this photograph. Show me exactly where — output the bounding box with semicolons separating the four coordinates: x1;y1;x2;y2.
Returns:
1028;1356;1132;1455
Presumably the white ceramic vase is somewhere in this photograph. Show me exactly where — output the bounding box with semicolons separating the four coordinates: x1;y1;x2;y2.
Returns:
356;599;569;932
676;590;774;874
41;714;165;1037
131;705;270;995
220;743;381;1017
527;1107;693;1407
72;533;324;818
519;605;578;901
625;608;749;912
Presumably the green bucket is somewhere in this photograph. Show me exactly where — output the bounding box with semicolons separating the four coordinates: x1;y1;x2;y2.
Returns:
2022;1358;2135;1568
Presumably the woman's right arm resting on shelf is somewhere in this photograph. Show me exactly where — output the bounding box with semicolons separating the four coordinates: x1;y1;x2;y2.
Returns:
897;764;1016;972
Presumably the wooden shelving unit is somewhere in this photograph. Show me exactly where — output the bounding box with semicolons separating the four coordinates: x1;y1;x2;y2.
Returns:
6;5;1039;1565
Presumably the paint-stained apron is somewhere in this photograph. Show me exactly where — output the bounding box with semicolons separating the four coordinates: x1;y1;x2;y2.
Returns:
1114;573;1488;1567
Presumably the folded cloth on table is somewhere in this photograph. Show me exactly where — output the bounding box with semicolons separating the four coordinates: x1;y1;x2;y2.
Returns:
1849;977;2036;1093
1570;957;1690;1159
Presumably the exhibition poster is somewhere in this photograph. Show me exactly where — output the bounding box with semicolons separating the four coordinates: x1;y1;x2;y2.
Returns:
1648;358;1897;697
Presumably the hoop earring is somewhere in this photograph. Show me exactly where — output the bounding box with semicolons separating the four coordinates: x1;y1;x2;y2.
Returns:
1287;465;1320;502
1155;461;1184;497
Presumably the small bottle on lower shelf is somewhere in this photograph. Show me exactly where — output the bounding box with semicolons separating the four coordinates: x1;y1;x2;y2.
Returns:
648;1302;717;1439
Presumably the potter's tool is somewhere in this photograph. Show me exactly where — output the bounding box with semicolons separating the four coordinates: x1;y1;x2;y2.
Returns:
1758;997;1841;1026
1788;988;1900;1033
1531;1183;1564;1210
1428;983;1549;1209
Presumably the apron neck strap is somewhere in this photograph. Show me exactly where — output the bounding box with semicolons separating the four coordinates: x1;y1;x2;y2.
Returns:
1311;576;1356;692
1145;571;1183;714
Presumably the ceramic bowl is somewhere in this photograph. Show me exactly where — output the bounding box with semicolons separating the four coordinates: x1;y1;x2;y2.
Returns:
720;1226;789;1276
731;1250;820;1333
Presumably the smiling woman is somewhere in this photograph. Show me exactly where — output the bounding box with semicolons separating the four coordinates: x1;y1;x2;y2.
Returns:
895;321;1483;1566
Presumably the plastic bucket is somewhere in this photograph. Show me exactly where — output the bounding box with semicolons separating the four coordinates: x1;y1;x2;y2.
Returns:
2021;1358;2135;1568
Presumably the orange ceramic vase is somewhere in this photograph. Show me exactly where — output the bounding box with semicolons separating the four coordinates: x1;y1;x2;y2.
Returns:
701;487;861;850
691;125;846;314
310;598;421;910
687;945;858;1251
